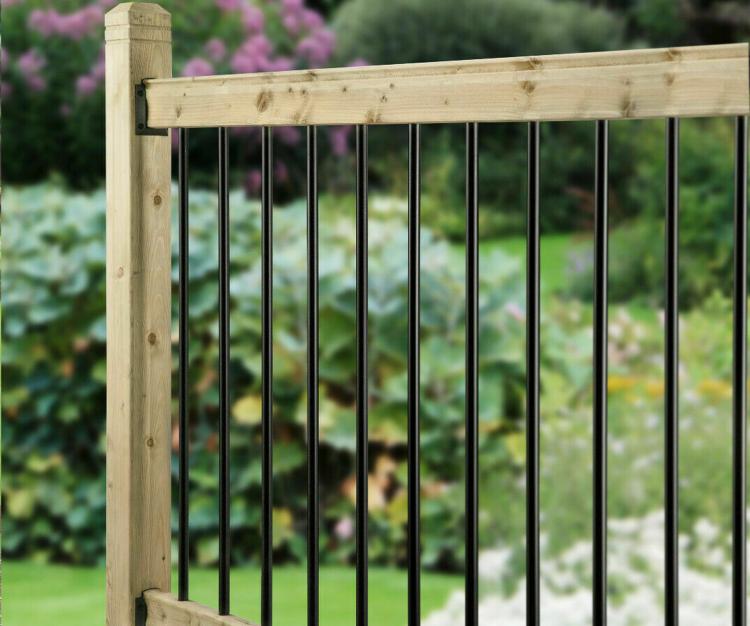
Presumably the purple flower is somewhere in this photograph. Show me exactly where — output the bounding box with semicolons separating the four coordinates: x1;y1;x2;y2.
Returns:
28;7;103;40
231;51;258;74
282;0;305;11
231;35;272;74
276;126;301;146
274;161;289;183
25;73;47;92
60;103;72;117
265;56;294;72
205;38;227;62
246;34;272;57
18;49;46;75
301;9;324;30
316;29;335;49
241;5;264;32
28;10;56;37
332;126;354;156
282;13;301;35
76;74;98;96
91;58;106;81
182;57;215;78
348;58;369;68
0;81;13;99
230;126;257;138
329;126;351;156
245;169;262;195
296;29;335;67
87;48;106;81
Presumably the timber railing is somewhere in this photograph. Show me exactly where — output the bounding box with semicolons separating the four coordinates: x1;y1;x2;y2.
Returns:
105;3;750;625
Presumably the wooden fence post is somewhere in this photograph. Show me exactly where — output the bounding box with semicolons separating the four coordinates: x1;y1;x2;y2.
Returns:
105;3;172;624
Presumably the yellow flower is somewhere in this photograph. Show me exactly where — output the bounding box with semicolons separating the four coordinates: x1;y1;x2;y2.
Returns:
697;378;732;399
645;380;664;398
608;375;638;393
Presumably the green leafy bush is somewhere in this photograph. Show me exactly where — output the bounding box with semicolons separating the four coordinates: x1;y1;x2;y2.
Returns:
567;118;737;307
332;0;628;238
333;0;623;66
2;183;528;567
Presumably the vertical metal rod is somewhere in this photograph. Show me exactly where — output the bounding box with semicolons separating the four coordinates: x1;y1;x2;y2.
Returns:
261;126;274;626
593;119;609;626
465;122;479;626
307;125;320;626
665;117;680;626
356;124;369;626
218;126;231;616
178;127;190;602
526;121;540;626
733;115;748;626
407;123;421;626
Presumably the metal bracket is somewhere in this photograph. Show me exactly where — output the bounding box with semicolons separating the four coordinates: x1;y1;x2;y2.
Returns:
135;594;148;626
135;81;167;136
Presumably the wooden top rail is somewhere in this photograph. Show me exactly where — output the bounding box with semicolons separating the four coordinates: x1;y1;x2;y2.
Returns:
144;43;750;128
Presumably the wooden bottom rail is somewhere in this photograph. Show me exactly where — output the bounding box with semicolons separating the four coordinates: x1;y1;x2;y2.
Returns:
143;591;257;626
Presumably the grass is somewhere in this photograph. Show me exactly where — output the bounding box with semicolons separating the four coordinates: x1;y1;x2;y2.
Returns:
2;561;461;626
472;233;658;322
450;233;577;296
486;233;576;295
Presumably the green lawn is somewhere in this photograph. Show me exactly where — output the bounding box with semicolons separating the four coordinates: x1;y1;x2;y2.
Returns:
2;561;461;625
451;233;578;295
461;233;658;321
490;233;577;294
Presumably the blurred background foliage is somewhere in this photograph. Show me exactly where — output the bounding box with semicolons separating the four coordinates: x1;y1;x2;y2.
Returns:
3;0;750;575
2;185;528;566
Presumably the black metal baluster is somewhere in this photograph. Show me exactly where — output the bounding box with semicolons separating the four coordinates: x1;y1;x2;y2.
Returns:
218;126;231;616
356;124;369;626
733;115;748;626
593;119;609;626
262;126;274;626
526;121;540;626
407;123;421;626
178;127;190;602
307;125;320;626
465;122;479;626
665;117;680;626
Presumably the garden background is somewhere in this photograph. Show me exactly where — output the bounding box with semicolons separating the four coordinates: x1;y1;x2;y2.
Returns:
3;0;750;624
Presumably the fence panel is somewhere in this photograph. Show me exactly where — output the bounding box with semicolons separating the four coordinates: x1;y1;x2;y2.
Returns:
105;4;750;625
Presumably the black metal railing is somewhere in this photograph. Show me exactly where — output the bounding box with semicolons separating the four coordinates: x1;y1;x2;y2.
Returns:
175;116;749;626
733;115;748;626
526;120;540;625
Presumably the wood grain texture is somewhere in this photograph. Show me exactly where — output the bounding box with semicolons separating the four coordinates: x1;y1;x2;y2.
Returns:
144;43;750;128
105;3;172;625
144;591;258;626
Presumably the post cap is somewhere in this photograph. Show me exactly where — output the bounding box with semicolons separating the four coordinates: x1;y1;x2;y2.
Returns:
105;3;171;29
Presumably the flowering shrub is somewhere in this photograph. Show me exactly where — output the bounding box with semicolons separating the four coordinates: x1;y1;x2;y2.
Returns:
425;295;743;624
2;0;357;189
425;513;735;625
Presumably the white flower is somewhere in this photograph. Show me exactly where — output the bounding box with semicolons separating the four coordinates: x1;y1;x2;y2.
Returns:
424;511;733;626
